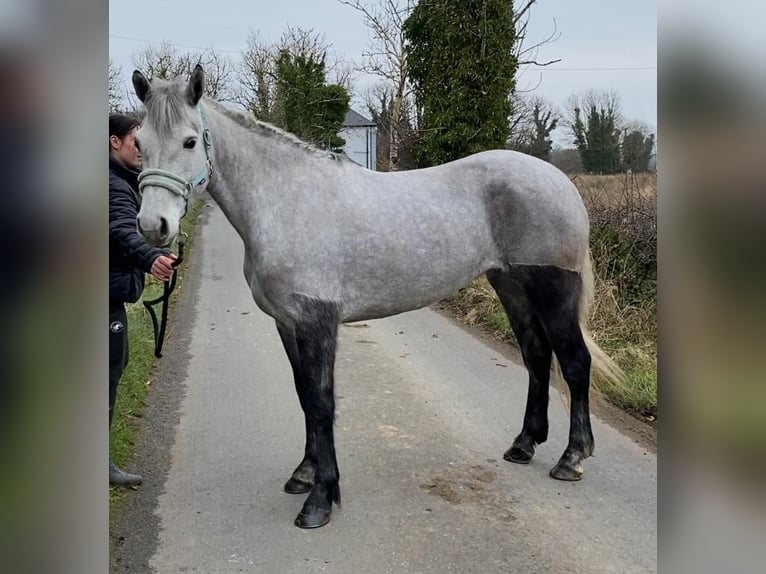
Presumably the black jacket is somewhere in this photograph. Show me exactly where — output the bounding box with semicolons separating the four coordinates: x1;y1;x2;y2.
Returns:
109;157;166;303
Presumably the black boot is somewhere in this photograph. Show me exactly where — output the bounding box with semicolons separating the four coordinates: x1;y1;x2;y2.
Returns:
109;460;142;487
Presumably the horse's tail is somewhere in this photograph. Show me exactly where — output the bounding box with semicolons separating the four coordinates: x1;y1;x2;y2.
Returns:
577;250;625;391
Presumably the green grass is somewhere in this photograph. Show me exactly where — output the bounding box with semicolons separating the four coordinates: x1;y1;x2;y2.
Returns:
486;310;510;334
109;199;201;507
602;342;657;417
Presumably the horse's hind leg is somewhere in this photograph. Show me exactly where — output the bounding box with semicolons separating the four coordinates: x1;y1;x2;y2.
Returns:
513;265;594;481
486;269;552;464
291;297;342;529
276;321;315;494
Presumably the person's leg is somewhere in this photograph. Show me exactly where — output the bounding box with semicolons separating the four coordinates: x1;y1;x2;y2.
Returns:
109;301;142;487
108;302;127;429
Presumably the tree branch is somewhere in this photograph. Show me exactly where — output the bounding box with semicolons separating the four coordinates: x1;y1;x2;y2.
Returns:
513;0;538;25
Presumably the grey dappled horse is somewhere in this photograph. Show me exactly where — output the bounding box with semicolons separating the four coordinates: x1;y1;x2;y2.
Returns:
132;66;622;529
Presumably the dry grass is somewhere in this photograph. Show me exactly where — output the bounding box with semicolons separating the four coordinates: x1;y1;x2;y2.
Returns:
573;172;657;208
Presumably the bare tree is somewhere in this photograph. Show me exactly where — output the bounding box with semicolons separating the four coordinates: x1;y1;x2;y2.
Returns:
328;60;357;96
180;49;235;101
508;1;562;140
507;93;534;148
109;60;124;112
363;82;417;170
550;148;584;174
131;42;235;101
236;31;278;120
132;42;185;79
339;0;415;171
508;94;560;161
513;1;561;69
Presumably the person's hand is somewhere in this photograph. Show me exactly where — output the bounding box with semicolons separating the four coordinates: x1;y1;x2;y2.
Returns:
150;254;177;282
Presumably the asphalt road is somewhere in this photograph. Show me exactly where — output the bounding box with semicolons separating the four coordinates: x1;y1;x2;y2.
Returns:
110;201;656;574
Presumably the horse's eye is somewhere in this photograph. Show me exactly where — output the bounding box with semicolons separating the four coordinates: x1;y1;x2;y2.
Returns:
183;138;197;149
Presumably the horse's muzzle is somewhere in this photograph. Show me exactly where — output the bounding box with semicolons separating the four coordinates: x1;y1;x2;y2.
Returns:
137;214;173;247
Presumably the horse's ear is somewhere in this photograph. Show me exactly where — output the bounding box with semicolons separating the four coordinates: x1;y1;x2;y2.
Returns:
186;64;205;106
132;70;150;103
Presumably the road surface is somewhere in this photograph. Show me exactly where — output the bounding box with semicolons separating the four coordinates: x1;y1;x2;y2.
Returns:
110;202;656;573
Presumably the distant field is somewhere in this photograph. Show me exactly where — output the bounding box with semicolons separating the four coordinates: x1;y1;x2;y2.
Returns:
572;172;657;208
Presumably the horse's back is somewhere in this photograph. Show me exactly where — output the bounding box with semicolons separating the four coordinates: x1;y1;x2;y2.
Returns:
366;149;588;272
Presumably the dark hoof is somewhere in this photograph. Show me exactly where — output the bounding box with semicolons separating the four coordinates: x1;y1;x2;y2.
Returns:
284;477;313;494
294;506;332;529
549;461;584;481
504;445;534;464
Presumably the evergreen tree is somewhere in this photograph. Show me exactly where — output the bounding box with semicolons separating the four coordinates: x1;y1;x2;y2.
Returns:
404;0;517;167
275;50;350;151
516;99;558;161
568;91;623;174
621;129;655;172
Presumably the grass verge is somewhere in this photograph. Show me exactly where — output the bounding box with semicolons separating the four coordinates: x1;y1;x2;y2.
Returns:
109;198;202;508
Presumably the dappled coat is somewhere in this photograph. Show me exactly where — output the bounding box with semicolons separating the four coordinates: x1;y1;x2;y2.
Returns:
109;157;166;303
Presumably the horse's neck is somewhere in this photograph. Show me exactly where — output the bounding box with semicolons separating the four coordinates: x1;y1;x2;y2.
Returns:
204;106;303;242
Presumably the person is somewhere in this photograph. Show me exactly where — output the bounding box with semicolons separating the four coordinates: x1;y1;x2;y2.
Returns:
109;113;176;486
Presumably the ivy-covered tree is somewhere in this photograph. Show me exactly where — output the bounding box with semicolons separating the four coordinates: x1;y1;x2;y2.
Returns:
511;95;559;161
621;128;655;172
403;0;517;167
567;90;623;174
237;27;354;127
526;103;558;161
275;50;350;151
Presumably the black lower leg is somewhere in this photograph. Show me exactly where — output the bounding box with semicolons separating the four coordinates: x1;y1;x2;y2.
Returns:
296;417;340;528
289;299;341;529
277;321;316;494
487;270;552;464
507;310;553;463
549;344;593;481
516;266;594;481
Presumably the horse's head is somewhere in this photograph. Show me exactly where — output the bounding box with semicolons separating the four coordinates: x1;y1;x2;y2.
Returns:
132;65;212;247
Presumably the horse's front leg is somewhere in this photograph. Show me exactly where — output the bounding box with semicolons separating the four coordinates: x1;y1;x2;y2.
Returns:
291;300;341;529
276;321;316;494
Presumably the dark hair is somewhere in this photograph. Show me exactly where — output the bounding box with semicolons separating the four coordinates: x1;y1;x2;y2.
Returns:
109;113;140;139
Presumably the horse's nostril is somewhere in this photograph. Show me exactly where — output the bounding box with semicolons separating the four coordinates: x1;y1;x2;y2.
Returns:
137;217;145;236
159;217;169;238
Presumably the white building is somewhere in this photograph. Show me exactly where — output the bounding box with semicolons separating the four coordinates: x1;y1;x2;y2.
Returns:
339;109;377;170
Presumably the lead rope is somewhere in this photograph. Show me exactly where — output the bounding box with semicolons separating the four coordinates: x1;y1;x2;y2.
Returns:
143;233;186;358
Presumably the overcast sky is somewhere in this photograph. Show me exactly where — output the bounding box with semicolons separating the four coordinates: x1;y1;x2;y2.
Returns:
109;0;656;147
